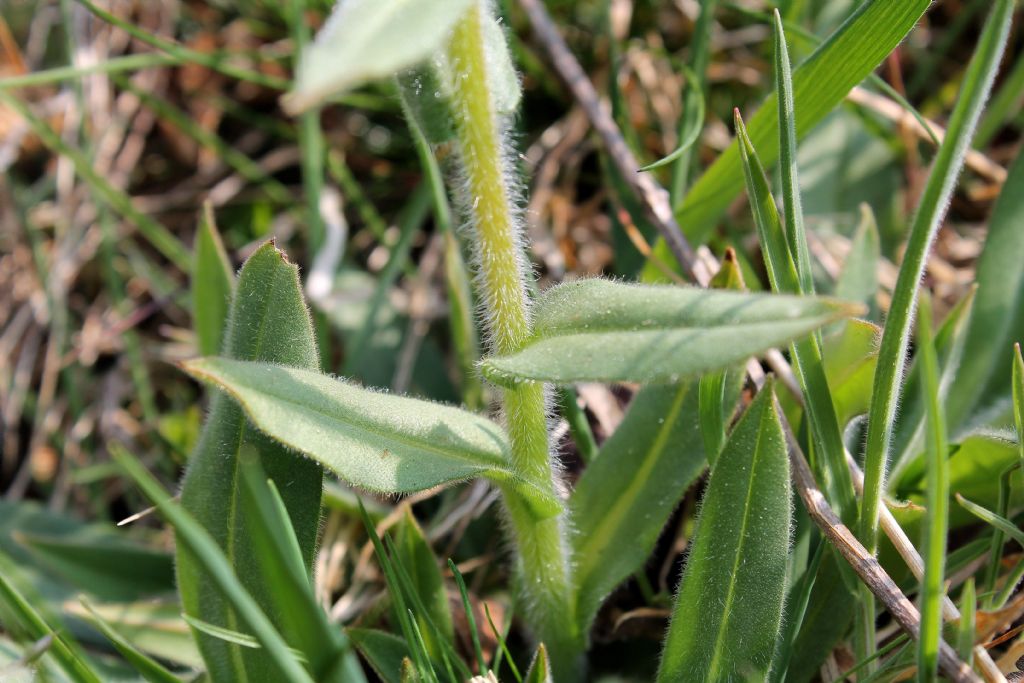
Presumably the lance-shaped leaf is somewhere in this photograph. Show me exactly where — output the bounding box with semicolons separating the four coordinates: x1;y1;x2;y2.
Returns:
480;279;860;386
283;0;475;114
571;382;707;634
177;242;323;682
180;358;561;519
657;384;791;683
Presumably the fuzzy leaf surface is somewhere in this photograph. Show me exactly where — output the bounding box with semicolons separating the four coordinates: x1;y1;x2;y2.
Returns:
177;242;323;682
657;386;791;683
181;358;560;519
570;378;741;633
284;0;475;113
480;279;858;385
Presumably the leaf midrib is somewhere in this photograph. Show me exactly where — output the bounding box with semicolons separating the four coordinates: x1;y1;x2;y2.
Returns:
704;403;771;681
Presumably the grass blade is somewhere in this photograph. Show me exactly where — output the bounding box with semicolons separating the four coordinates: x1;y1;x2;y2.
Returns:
480;279;860;385
916;295;949;683
111;447;314;683
657;383;791;682
644;0;931;255
859;0;1014;554
957;578;976;665
78;598;182;683
192;203;234;357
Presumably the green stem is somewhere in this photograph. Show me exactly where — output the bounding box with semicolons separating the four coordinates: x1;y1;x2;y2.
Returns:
446;3;581;676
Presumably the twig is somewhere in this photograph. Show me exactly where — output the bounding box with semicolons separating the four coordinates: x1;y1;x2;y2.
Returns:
517;0;710;284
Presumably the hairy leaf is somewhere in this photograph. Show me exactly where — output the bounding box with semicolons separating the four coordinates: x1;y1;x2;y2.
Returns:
480;279;859;385
181;358;560;519
571;383;706;633
284;0;475;113
657;386;791;682
177;242;323;682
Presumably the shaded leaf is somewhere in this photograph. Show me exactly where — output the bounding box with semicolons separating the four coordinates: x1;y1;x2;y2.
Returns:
657;385;791;682
78;598;182;683
835;204;880;318
480;279;859;386
394;509;454;665
571;383;707;633
349;629;410;683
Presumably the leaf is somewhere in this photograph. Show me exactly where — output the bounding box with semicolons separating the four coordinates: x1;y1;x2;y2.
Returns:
192;202;234;357
237;452;365;683
181;357;561;519
63;598;201;669
915;296;949;683
523;644;553;683
479;279;859;386
283;0;476;114
948;151;1024;431
394;509;454;665
78;598;182;683
113;447;314;683
1015;344;1024;466
643;0;932;257
0;554;103;683
860;0;1014;549
571;383;706;633
955;493;1024;547
349;628;410;683
177;242;324;682
820;319;880;428
657;385;791;682
835;204;880;318
15;533;174;602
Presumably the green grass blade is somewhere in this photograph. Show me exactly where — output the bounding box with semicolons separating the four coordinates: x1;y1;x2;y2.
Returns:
192;203;234;357
180;357;560;519
734;110;857;520
946;150;1024;432
859;0;1014;553
657;383;791;682
773;10;814;296
448;559;486;676
237;452;365;682
394;510;455;666
78;598;182;683
916;295;949;683
111;448;314;683
0;558;102;683
639;66;705;173
177;242;323;681
974;51;1024;149
570;382;709;633
480;279;860;385
954;493;1024;547
957;578;976;665
1015;343;1024;466
644;0;931;255
0;52;179;90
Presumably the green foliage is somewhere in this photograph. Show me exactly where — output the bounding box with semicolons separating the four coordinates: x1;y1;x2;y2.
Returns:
78;598;183;683
283;0;475;113
480;279;859;385
182;357;561;519
192;204;235;357
177;242;324;682
657;385;791;682
570;383;707;633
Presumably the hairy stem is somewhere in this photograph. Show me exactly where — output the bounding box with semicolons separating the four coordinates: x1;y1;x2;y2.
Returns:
445;2;581;676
